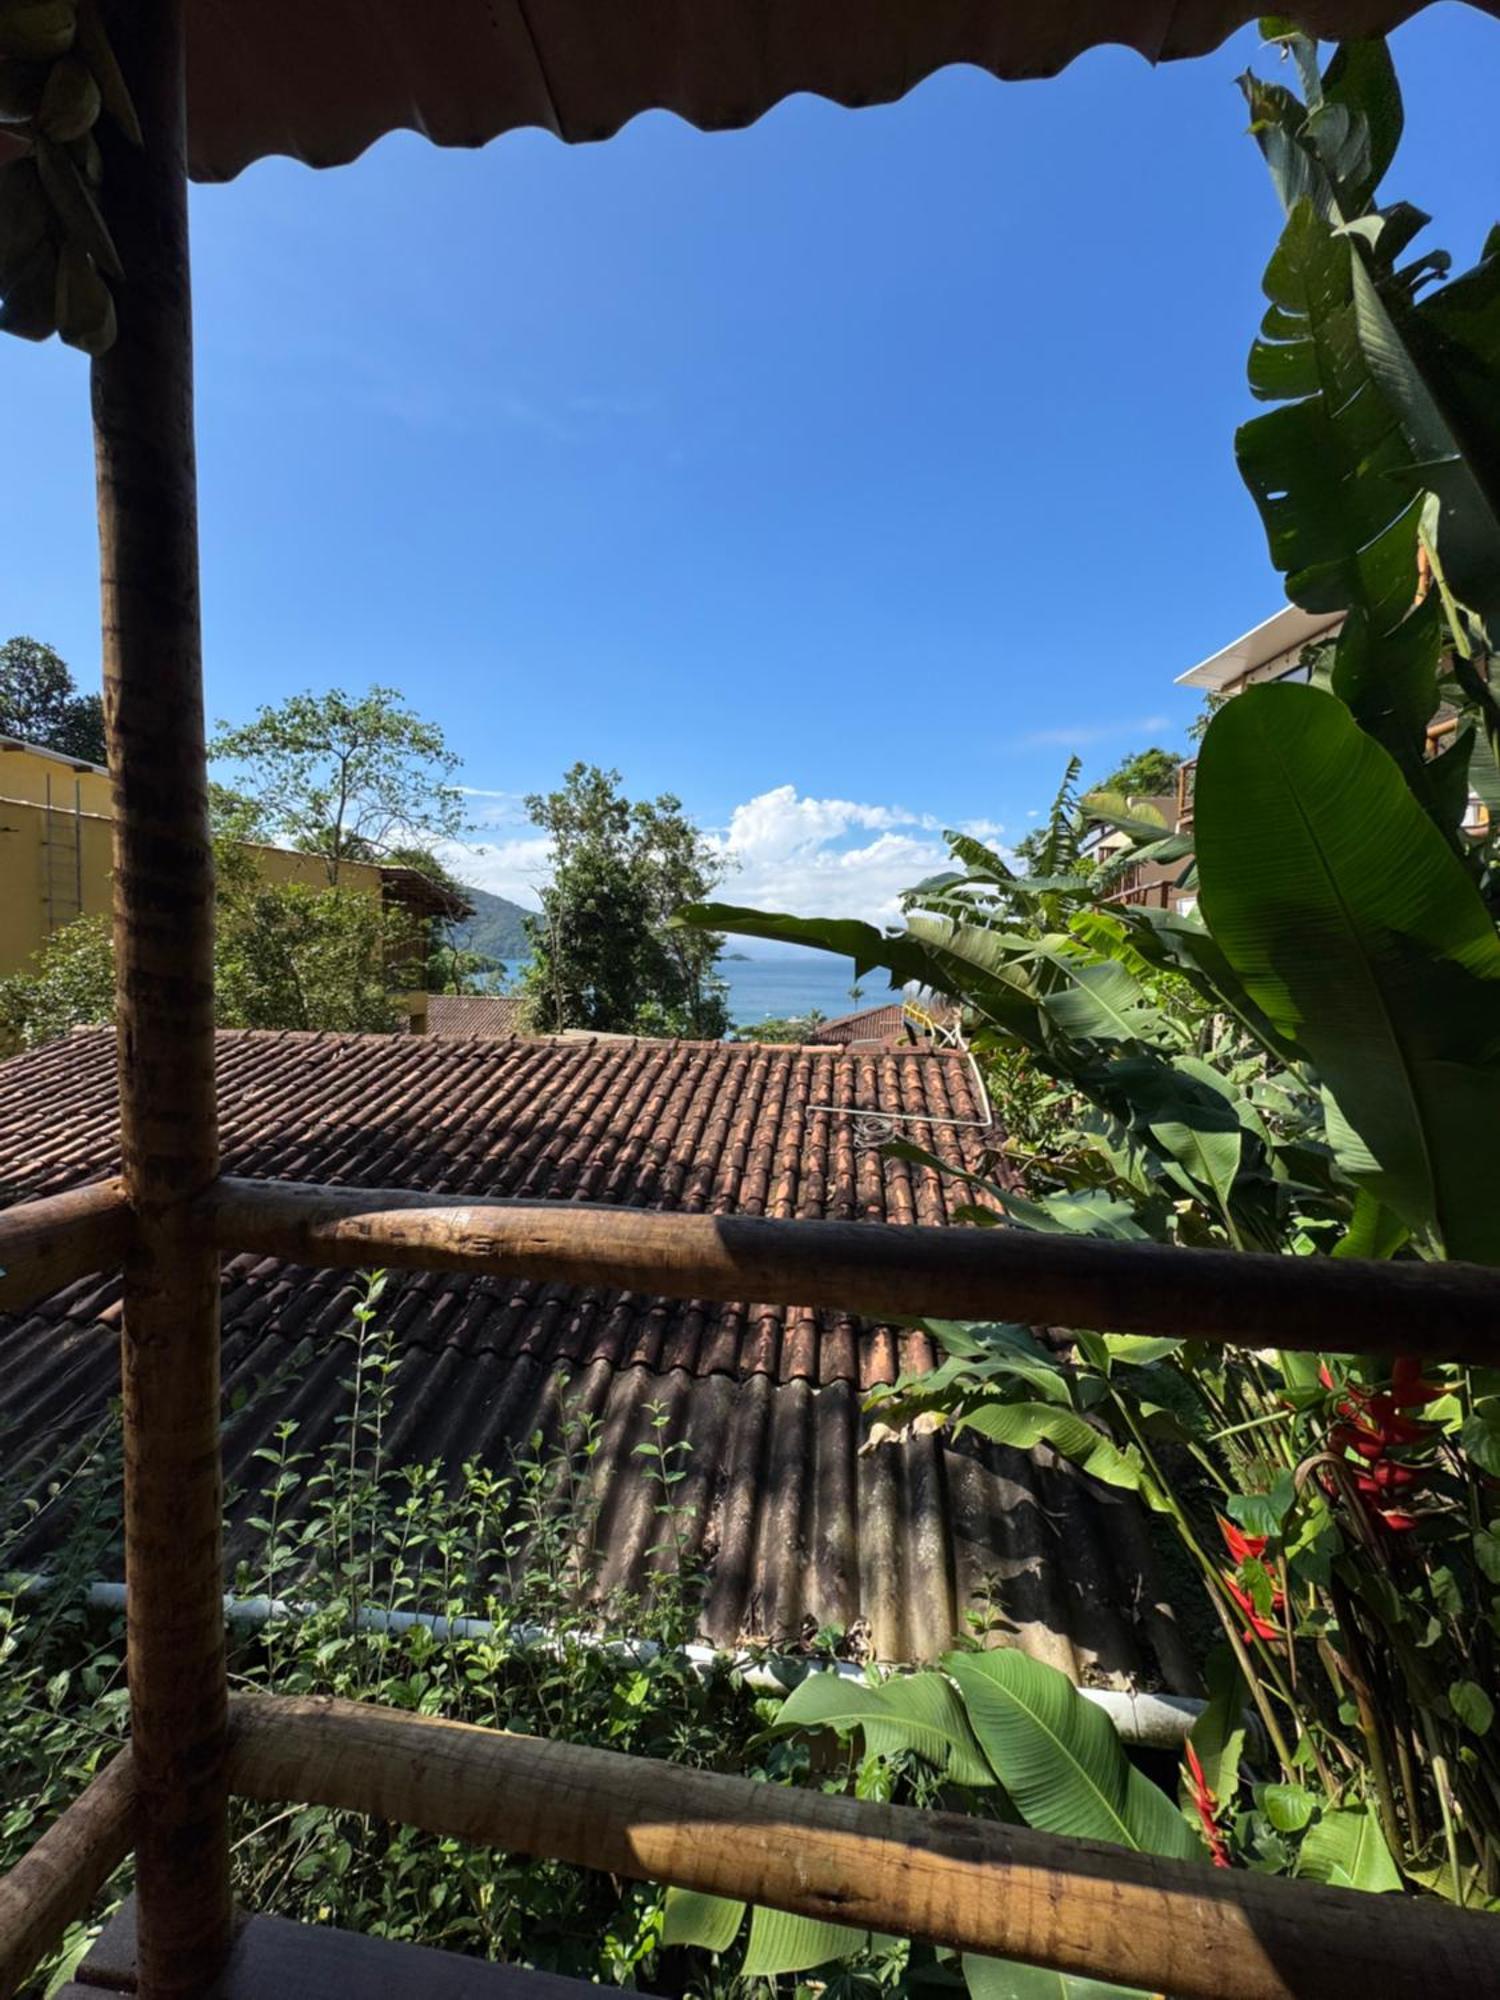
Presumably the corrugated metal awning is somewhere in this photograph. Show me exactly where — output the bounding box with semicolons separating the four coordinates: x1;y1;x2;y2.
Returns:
183;0;1448;184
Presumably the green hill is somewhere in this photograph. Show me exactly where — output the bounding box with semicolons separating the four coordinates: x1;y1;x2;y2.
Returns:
454;886;533;964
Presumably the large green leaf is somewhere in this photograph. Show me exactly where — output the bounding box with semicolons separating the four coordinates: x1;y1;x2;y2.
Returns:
662;1891;877;1976
1298;1805;1403;1891
944;1651;1200;1859
662;1887;747;1953
674;903;937;989
743;1907;874;1977
1183;1646;1247;1828
773;1670;995;1787
962;1955;1150;2000
1033;956;1165;1045
952;1404;1144;1494
1238;198;1424;617
1195;683;1500;1262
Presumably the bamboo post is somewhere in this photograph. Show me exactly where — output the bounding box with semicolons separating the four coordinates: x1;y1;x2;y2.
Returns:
0;1179;131;1313
201;1175;1500;1365
0;1750;136;2000
93;0;231;1990
227;1694;1500;2000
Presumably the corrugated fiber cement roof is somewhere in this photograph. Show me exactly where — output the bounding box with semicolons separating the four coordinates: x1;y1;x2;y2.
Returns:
0;1027;1192;1683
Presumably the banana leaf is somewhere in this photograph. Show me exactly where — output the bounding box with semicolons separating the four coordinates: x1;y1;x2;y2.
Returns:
1195;682;1500;1262
772;1670;995;1787
962;1957;1149;2000
1298;1805;1403;1892
943;1650;1199;1859
951;1403;1146;1495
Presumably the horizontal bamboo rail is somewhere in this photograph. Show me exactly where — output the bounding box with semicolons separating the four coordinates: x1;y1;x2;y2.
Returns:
0;1179;131;1314
202;1175;1500;1363
226;1693;1500;2000
0;1749;135;2000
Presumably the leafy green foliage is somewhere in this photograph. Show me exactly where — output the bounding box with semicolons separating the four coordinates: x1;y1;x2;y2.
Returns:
944;1651;1199;1858
0;634;105;763
523;763;730;1038
961;1957;1148;2000
210;685;463;883
1298;1807;1403;1892
1095;747;1180;799
731;1009;828;1043
665;1647;1201;1994
1;1283;763;1990
0;850;419;1047
1195;683;1500;1261
0;911;114;1048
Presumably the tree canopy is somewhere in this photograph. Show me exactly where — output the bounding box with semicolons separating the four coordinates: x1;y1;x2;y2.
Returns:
0;846;416;1049
1096;745;1181;798
522;763;730;1038
209;685;463;883
0;636;106;763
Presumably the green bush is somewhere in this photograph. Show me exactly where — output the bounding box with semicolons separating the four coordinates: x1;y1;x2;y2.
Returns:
0;1277;767;1992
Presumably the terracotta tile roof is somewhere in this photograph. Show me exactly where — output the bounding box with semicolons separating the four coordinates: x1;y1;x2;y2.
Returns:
807;1002;956;1049
423;993;529;1038
0;1029;1185;1680
808;1003;911;1047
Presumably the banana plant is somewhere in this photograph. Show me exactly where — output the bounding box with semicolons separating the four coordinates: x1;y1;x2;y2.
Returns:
1236;28;1500;846
1194;681;1500;1264
662;1649;1200;1999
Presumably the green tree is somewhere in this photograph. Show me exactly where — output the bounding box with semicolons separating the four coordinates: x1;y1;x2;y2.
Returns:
0;913;115;1049
209;686;463;884
1097;745;1180;797
522;764;730;1038
214;881;409;1032
1;856;415;1048
380;841;491;994
0;636;106;763
731;1010;826;1044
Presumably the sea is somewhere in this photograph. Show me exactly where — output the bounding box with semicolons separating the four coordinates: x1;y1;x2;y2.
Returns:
489;956;892;1032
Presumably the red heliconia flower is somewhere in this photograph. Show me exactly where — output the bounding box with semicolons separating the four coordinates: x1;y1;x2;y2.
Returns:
1390;1355;1445;1407
1322;1355;1439;1532
1222;1570;1283;1644
1184;1741;1233;1868
1217;1515;1269;1567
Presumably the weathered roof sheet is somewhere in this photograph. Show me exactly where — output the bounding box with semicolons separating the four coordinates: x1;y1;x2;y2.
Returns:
180;0;1446;185
423;993;530;1038
808;1003;958;1049
0;1028;1189;1680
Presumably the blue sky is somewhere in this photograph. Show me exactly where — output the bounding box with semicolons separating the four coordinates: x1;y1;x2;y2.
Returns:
8;7;1499;934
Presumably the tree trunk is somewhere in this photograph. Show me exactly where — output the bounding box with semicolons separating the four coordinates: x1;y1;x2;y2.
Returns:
93;1;231;1991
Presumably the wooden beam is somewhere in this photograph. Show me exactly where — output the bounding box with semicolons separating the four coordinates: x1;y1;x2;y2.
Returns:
0;1180;131;1313
227;1694;1500;2000
0;1750;135;2000
204;1176;1500;1364
93;0;231;1989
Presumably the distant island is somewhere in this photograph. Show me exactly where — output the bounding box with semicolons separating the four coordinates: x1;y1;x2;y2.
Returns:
452;885;532;963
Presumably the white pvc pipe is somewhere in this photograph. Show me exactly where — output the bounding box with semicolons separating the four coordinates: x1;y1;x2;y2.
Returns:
22;1576;1209;1747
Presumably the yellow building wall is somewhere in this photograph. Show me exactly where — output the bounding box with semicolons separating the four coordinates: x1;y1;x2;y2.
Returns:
0;743;112;815
0;790;114;973
0;745;408;1016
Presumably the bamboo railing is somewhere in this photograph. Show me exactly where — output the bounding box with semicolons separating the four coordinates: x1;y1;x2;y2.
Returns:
224;1693;1500;2000
1;2;1498;1995
4;1167;1500;1998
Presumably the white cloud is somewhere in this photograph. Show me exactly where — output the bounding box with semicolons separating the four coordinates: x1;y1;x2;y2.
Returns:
709;785;986;937
437;781;1008;937
435;833;550;907
1017;714;1171;749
